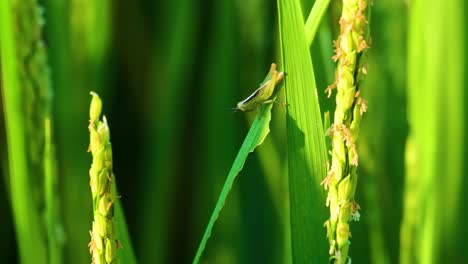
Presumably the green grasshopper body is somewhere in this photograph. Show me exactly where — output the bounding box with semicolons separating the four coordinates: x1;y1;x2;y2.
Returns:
236;63;285;112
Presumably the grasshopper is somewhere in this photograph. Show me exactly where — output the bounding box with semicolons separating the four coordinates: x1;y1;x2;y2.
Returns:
235;63;285;112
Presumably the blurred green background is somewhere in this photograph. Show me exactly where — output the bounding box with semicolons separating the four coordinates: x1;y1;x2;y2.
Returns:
0;0;466;263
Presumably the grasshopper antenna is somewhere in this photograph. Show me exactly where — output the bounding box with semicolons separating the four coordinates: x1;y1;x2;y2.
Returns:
224;107;239;114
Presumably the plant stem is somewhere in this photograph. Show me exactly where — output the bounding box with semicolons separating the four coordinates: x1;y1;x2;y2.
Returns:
44;118;64;264
0;0;48;262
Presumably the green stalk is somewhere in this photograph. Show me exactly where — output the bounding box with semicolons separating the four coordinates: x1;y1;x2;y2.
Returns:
441;0;464;254
88;92;119;264
304;0;332;46
358;2;407;264
322;0;371;263
402;0;464;263
138;0;198;262
40;5;71;261
44;118;64;264
0;0;47;262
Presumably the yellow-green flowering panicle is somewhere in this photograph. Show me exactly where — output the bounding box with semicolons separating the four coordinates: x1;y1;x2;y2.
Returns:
322;0;370;263
88;92;119;264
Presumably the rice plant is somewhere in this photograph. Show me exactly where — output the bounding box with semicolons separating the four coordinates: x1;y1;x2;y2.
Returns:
0;0;465;263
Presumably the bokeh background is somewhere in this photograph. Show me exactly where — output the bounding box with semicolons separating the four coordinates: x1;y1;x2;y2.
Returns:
0;0;466;263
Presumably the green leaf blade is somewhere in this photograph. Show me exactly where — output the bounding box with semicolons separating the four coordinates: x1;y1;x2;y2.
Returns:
278;0;329;262
304;0;332;46
193;103;274;264
114;191;137;264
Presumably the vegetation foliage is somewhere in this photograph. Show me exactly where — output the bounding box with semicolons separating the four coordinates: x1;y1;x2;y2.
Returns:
0;0;465;263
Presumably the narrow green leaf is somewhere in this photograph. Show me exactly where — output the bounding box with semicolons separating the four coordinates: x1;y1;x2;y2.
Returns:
114;188;137;264
278;0;329;263
304;0;332;46
193;102;275;264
